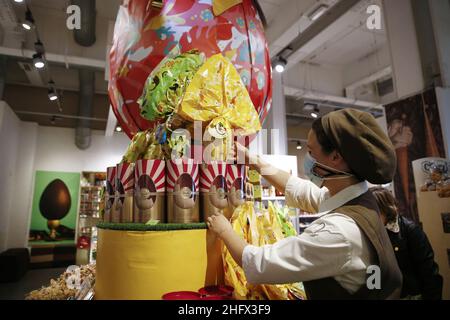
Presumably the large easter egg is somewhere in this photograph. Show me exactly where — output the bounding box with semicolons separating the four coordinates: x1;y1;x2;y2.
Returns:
109;0;272;139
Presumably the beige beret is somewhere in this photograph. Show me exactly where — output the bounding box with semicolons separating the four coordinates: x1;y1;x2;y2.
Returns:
321;109;397;184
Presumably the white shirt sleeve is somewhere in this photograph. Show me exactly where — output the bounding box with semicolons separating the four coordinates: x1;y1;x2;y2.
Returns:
284;176;328;213
242;215;354;285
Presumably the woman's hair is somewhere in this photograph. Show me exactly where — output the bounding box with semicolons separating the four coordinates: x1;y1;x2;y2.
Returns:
312;118;336;154
370;187;399;223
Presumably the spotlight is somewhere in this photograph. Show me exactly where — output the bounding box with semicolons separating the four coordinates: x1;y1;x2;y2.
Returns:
115;126;123;132
274;57;287;73
33;53;45;69
311;107;320;119
296;142;303;150
14;0;25;3
22;8;34;30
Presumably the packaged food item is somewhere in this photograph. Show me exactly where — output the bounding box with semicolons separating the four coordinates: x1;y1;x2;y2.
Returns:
200;162;228;220
134;159;166;223
25;264;96;300
115;162;136;223
138;50;205;121
122;130;153;163
222;202;306;300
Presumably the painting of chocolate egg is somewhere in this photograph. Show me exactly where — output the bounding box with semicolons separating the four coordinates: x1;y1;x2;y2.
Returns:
39;179;72;221
109;0;272;139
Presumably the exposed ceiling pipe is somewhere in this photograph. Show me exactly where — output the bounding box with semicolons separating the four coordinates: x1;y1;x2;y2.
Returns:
72;0;97;150
71;0;97;47
76;69;95;150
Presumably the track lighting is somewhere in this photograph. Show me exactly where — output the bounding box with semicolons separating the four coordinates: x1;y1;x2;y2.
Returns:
311;107;320;119
115;126;123;133
22;8;34;30
296;142;303;150
33;53;45;69
274;56;287;73
48;81;58;101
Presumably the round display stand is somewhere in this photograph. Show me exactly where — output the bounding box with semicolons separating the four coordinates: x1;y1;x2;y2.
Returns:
95;222;224;300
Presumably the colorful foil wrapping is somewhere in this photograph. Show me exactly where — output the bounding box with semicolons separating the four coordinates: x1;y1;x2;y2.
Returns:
108;0;272;139
222;202;306;300
179;54;262;136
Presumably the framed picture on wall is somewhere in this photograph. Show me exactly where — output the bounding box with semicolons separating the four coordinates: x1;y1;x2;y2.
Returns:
29;171;80;245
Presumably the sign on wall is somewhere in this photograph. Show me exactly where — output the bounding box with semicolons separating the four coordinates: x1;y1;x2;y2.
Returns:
29;171;80;245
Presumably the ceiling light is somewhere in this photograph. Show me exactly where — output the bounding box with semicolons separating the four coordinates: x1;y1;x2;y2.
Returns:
296;142;303;150
115;126;123;133
274;57;287;73
309;4;329;21
22;8;34;30
311;107;320;119
14;0;25;3
33;53;45;69
48;81;58;101
34;40;45;54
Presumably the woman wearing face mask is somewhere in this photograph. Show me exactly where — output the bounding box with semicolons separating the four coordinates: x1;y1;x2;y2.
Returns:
207;108;403;300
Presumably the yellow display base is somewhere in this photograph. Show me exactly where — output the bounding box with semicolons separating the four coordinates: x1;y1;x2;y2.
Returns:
95;228;224;300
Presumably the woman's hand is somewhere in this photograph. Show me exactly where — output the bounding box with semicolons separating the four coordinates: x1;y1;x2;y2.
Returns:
207;212;233;238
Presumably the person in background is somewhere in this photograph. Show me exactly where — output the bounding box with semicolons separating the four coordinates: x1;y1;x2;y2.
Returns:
370;187;443;300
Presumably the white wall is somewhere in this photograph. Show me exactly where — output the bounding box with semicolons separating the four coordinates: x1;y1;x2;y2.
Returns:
0;102;19;252
34;126;129;172
0;101;130;252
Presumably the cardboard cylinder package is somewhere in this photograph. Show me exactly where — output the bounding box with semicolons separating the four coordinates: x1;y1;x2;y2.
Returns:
104;166;116;222
115;163;136;223
200;162;229;220
134;159;166;223
166;159;200;223
227;164;246;215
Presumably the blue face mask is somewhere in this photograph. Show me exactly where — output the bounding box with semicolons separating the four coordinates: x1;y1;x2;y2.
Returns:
303;152;354;188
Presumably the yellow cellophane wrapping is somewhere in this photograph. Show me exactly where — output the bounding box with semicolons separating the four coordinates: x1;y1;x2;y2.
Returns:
95;229;224;300
223;202;307;300
179;54;261;136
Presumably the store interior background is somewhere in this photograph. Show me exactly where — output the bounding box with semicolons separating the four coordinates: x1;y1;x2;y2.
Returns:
0;0;450;296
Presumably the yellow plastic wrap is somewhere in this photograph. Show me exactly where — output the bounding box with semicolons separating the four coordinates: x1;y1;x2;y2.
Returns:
179;54;262;137
222;202;307;300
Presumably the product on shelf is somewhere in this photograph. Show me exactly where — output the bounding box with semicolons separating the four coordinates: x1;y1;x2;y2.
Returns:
222;202;306;300
26;264;95;300
138;49;205;122
134;159;166;223
227;164;246;213
115;163;136;223
200;162;229;220
166;159;200;223
104;167;116;222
